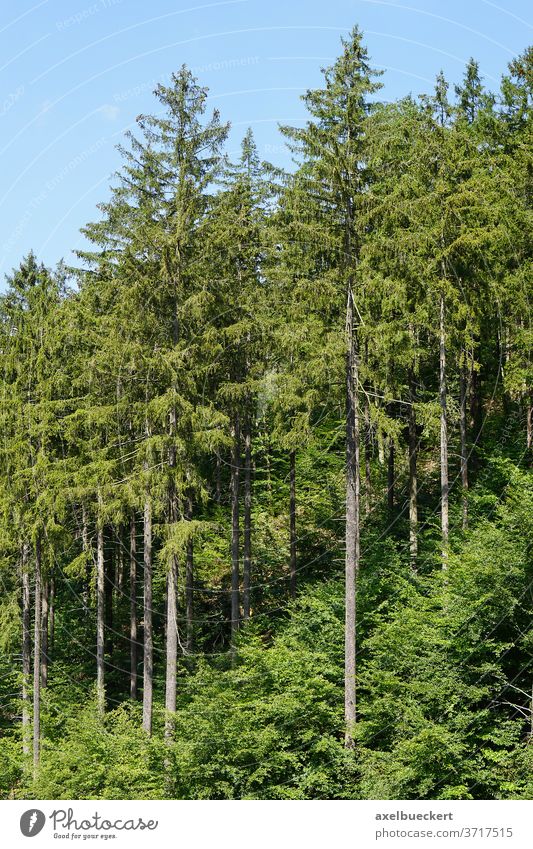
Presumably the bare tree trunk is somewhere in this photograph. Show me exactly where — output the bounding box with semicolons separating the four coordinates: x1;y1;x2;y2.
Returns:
460;361;469;530
33;535;42;775
387;437;395;512
231;415;240;643
129;514;137;700
185;495;194;653
345;288;360;748
530;682;533;738
21;543;31;759
289;449;297;599
96;523;105;715
470;357;482;472
116;526;124;594
215;452;221;504
526;392;532;458
364;390;372;516
49;570;55;652
165;393;180;740
501;326;511;419
142;497;153;735
408;370;418;569
40;576;49;689
82;503;90;613
164;553;178;741
243;419;252;620
439;291;449;564
104;535;114;658
265;430;272;501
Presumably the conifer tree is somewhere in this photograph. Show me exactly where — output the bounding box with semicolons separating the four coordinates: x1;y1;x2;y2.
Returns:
202;128;270;631
0;253;63;771
281;27;382;745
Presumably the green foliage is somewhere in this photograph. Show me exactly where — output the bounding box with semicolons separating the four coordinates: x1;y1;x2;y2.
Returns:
0;35;532;802
25;700;166;800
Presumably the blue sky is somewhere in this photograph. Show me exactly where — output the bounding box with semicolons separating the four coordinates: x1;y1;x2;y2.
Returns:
1;0;531;278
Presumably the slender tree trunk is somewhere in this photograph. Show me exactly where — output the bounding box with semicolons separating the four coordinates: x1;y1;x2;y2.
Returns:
387;437;395;512
185;495;194;653
104;535;114;658
526;392;532;458
166;396;179;739
82;503;90;613
289;449;297;599
143;497;153;735
231;415;240;643
49;570;55;652
164;553;178;740
96;523;105;715
215;452;221;504
21;543;31;759
40;576;49;689
460;361;469;530
115;527;125;610
408;370;418;569
129;514;137;700
378;433;384;465
364;390;372;516
345;287;360;748
501;326;511;418
33;535;42;775
530;682;533;738
243;418;252;620
439;291;449;563
265;430;272;501
470;356;482;472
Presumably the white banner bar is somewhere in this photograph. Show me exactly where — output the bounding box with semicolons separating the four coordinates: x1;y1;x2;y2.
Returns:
2;800;533;848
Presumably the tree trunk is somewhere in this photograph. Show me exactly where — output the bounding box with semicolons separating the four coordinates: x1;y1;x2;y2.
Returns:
265;430;272;501
166;393;180;739
231;415;240;643
185;495;194;653
129;514;138;700
408;370;418;569
215;452;221;504
21;543;31;759
117;527;125;593
439;291;449;563
345;288;360;748
501;326;511;419
164;553;178;741
33;535;42;775
526;392;532;458
470;357;482;472
289;449;297;599
104;534;114;658
364;390;372;516
96;523;105;715
378;434;384;465
460;361;469;530
49;570;55;652
243;419;252;620
142;497;153;735
82;503;90;613
387;437;395;512
40;576;49;689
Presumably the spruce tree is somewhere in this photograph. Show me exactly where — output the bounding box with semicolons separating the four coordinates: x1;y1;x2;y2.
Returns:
281;27;382;745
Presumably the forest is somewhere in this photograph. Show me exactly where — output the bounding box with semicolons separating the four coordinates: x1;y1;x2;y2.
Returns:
0;27;532;800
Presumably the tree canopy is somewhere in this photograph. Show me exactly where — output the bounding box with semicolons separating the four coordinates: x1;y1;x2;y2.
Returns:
0;31;532;801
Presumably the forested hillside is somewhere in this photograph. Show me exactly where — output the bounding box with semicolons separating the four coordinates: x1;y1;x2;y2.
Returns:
0;28;532;800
